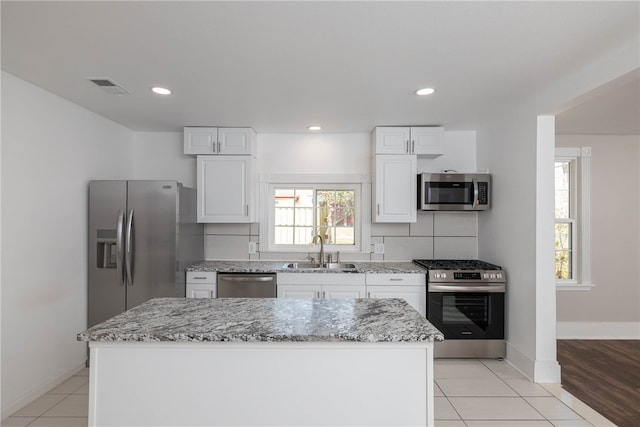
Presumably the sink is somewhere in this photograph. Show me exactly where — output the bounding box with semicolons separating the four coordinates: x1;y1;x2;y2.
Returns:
284;262;322;269
283;262;357;271
324;263;357;270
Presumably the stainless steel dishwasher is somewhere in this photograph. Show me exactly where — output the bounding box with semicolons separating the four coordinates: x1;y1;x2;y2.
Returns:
216;273;277;298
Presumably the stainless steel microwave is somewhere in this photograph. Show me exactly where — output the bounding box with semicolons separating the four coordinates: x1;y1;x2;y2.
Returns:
418;173;491;211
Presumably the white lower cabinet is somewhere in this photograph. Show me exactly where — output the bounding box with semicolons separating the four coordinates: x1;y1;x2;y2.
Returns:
186;272;216;298
276;272;426;316
365;274;426;317
277;273;366;299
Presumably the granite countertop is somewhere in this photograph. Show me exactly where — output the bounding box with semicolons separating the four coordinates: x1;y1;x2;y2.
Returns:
78;297;444;343
186;260;426;274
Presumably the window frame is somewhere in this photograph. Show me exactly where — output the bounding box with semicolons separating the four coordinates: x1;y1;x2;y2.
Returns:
554;147;593;291
260;174;371;254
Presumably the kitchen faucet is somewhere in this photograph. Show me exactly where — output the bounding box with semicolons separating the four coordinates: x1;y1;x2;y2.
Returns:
311;234;325;265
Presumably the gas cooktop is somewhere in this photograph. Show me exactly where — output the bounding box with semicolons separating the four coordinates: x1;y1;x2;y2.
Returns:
412;259;502;271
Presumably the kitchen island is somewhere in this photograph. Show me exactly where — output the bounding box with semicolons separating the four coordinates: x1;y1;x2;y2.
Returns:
78;297;443;427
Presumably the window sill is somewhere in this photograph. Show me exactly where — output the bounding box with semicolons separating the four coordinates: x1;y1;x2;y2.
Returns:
556;282;594;291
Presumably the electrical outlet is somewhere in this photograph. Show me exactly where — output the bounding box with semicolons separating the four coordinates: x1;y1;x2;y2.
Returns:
373;243;385;254
248;241;257;254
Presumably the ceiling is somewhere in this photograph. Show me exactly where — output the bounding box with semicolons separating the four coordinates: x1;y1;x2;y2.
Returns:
2;1;639;134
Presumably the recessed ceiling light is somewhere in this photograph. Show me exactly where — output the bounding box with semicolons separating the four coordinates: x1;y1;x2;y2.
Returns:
307;125;322;131
151;87;172;95
416;87;435;96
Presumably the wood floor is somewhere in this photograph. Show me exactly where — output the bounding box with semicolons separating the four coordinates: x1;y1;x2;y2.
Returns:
557;340;640;427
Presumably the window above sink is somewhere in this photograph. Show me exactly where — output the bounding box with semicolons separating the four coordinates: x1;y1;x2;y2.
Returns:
259;174;371;254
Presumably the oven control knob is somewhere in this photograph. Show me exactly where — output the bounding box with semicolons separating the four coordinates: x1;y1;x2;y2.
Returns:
483;273;489;279
490;273;496;279
497;273;503;279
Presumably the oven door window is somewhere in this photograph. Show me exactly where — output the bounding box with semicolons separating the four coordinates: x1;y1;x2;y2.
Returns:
428;292;504;339
425;182;474;205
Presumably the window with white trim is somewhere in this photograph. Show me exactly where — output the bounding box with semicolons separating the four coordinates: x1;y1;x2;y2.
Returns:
554;159;575;280
555;147;593;289
261;175;370;253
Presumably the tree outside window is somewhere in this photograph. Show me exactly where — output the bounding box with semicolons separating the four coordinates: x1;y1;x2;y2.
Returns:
555;160;574;280
274;188;355;246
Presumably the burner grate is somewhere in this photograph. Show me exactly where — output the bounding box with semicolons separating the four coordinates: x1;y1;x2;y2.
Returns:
413;259;502;271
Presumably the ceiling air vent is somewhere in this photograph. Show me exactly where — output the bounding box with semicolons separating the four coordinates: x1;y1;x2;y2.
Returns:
86;78;129;95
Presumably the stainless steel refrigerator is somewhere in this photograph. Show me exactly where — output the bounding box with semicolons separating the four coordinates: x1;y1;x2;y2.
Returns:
88;180;203;327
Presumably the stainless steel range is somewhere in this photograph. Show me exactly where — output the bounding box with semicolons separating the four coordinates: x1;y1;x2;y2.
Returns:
413;259;506;359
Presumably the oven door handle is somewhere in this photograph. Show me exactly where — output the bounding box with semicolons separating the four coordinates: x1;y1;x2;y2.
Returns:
428;284;505;293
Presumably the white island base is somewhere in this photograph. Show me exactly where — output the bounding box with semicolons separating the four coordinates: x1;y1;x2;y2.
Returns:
89;341;435;427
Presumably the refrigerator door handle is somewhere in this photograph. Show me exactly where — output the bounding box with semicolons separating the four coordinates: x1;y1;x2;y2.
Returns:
125;209;134;286
116;209;126;286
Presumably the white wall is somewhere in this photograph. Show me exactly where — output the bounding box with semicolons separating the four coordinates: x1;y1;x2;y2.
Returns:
1;72;135;416
476;35;638;381
132;132;197;188
476;104;543;379
556;135;640;338
204;131;477;261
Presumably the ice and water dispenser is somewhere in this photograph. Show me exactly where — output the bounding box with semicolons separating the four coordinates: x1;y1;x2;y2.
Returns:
96;229;117;268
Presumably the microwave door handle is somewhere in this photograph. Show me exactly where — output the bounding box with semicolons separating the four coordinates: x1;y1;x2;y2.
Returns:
472;178;479;207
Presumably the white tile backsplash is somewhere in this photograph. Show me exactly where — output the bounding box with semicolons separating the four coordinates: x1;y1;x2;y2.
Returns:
434;212;477;236
255;252;309;261
204;223;251;235
383;236;433;261
370;222;410;237
203;212;478;261
250;222;260;236
434;237;477;259
410;211;434;236
205;235;250;260
336;252;374;261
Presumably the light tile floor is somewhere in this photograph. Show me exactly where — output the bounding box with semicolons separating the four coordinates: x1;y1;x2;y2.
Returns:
2;360;616;427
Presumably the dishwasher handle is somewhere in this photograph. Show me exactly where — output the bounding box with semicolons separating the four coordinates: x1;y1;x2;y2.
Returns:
219;276;274;282
216;274;278;298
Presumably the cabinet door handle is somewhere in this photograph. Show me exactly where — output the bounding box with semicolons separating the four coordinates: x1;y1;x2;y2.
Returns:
405;140;409;153
245;205;249;216
389;278;404;281
217;141;221;153
377;204;380;215
322;291;326;299
411;140;415;153
192;276;207;280
367;292;371;298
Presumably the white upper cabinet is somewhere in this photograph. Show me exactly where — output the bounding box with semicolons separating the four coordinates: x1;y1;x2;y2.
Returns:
410;127;444;157
372;127;411;154
184;127;217;154
218;128;257;155
184;127;256;156
372;154;417;223
372;126;444;158
197;155;256;223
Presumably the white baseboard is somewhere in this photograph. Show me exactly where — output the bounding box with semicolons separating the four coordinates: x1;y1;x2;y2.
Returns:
506;342;561;383
557;321;640;339
1;360;86;420
506;342;535;380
